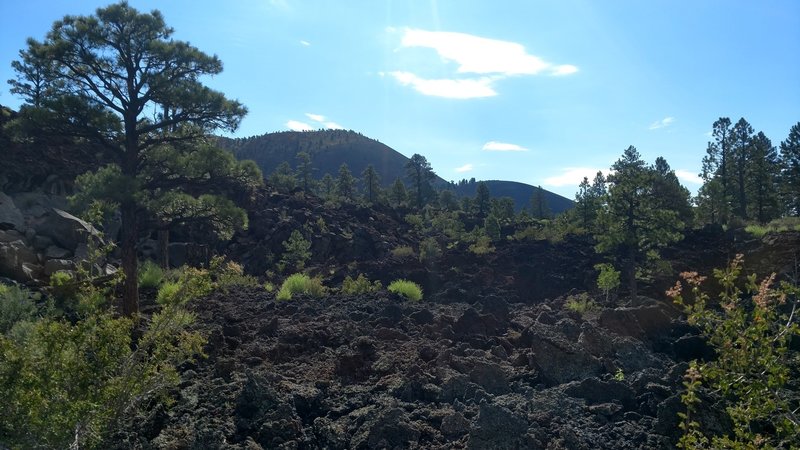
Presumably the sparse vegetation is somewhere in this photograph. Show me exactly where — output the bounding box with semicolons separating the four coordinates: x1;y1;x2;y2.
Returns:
280;230;312;272
0;284;37;335
388;279;423;301
391;246;415;259
564;292;598;315
595;263;621;302
342;274;382;295
138;259;164;289
419;236;442;263
277;273;327;301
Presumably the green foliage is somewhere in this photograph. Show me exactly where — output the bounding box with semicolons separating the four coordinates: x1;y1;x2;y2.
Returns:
341;274;383;295
388;279;423;302
406;154;436;209
595;263;621;302
276;273;326;301
0;284;37;335
138;259;165;289
669;256;800;449
157;266;213;307
0;269;204;449
336;163;357;202
48;270;78;308
484;214;501;240
209;256;259;290
469;234;496;255
530;185;552;219
745;217;800;237
404;213;424;232
280;230;312;272
419;237;442;263
391;246;415;259
613;368;625;382
269;161;297;192
564;292;598;315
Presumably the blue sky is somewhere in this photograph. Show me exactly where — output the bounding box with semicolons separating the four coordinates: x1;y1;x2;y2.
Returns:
1;1;799;198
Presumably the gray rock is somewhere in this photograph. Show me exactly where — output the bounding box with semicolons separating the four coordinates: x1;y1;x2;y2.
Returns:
0;239;39;280
44;258;77;276
467;402;528;450
45;245;72;259
0;192;24;231
32;235;54;250
441;411;470;437
33;208;102;251
0;229;25;243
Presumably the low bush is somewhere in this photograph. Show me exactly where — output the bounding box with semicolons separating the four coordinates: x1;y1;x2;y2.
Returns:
388;279;423;302
138;260;164;289
157;267;213;306
342;274;382;295
210;256;259;290
564;293;598;315
419;237;442;263
0;284;37;335
276;273;326;301
468;234;495;255
391;246;415;259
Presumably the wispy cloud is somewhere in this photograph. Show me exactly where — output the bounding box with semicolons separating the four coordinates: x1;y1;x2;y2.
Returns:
455;163;474;173
389;71;496;99
674;170;703;185
305;113;326;122
286;120;314;132
649;116;675;130
300;40;311;46
543;167;604;188
388;28;577;98
287;113;345;130
399;29;577;76
482;141;528;152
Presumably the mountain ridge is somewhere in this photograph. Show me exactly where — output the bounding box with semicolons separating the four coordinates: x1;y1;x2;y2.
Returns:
217;129;573;213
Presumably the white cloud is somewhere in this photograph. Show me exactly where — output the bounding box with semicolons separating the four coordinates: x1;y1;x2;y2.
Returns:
455;163;474;173
649;116;675;130
389;71;497;99
305;113;326;122
482;141;528;152
300;40;311;46
551;64;579;76
543;167;604;187
400;29;577;77
674;170;703;185
286;120;314;132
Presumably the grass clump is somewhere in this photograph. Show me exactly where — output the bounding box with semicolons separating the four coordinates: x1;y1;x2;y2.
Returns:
388;279;423;302
391;246;415;259
564;292;598;315
138;259;164;289
276;273;326;301
342;274;382;295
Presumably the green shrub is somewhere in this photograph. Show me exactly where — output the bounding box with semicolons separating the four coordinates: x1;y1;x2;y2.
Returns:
419;237;442;263
669;255;800;449
210;256;259;290
594;263;621;302
388;279;423;302
157;267;213;306
469;234;495;255
564;293;598;315
49;271;78;308
138;259;164;289
0;284;37;335
156;281;183;306
391;246;415;259
279;230;312;272
342;274;382;295
276;273;326;301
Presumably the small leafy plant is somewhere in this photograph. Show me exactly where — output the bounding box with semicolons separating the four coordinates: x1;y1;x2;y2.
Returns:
279;230;312;272
276;273;326;301
138;259;164;289
341;274;382;295
564;292;598;315
388;279;423;302
668;255;800;449
595;263;621;302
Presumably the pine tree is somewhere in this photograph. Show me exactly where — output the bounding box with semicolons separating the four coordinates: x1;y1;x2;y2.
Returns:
746;131;780;223
779;122;800;216
336;163;356;202
701;118;733;224
405;154;435;209
530;185;551;219
389;178;408;208
596;146;684;298
296;151;313;193
730;118;754;219
10;3;246;315
475;181;491;217
361;164;381;204
269;161;296;192
319;173;335;201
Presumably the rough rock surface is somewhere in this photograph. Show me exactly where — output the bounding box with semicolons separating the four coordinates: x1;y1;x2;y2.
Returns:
110;287;695;449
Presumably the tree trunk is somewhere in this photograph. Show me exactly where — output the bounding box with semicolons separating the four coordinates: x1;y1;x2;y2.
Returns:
158;228;169;269
627;245;637;300
121;201;139;316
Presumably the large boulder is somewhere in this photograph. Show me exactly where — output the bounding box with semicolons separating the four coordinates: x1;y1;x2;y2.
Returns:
0;192;24;231
0;239;41;280
33;208;101;251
